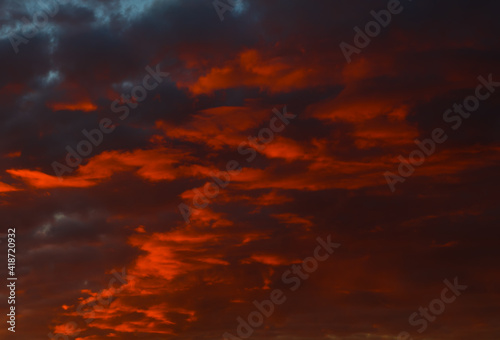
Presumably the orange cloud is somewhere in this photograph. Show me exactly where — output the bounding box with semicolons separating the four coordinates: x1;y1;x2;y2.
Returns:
6;169;94;188
272;213;314;230
0;181;19;192
243;254;299;266
48;102;98;112
183;49;338;95
156;106;270;149
7;147;212;189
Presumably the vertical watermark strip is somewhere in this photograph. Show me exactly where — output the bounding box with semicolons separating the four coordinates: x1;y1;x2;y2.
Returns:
6;228;17;332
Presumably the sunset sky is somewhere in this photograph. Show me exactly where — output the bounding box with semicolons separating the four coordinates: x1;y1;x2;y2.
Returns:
0;0;499;339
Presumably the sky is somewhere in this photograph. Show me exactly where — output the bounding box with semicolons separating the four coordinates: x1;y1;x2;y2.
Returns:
0;0;499;339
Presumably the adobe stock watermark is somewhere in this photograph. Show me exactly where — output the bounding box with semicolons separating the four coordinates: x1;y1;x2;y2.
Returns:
8;0;69;54
213;0;237;21
223;235;340;340
52;63;169;179
47;267;133;340
339;0;410;63
178;106;296;224
397;277;467;340
384;73;500;192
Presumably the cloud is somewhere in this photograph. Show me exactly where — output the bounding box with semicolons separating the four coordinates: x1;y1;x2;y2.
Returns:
1;0;500;339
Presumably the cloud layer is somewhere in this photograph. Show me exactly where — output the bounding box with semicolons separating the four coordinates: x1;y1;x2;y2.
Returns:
0;0;499;339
